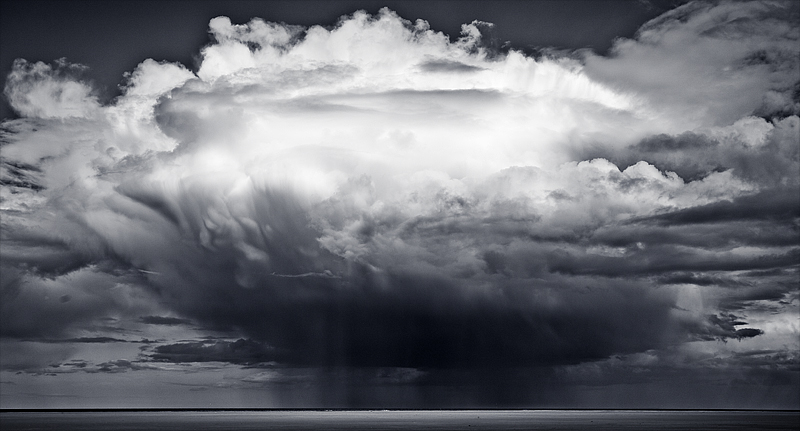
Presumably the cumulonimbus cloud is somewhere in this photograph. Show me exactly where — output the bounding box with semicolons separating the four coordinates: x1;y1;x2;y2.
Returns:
1;3;797;372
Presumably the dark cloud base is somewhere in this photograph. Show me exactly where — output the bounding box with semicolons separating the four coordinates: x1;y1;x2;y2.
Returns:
150;270;675;369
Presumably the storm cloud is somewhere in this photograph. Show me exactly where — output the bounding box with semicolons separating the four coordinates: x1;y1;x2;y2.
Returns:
1;0;798;408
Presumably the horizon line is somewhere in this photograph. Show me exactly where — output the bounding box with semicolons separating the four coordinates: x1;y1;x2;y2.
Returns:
2;408;798;413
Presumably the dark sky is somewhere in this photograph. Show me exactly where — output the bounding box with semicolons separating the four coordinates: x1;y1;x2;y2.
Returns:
0;0;679;119
0;0;798;409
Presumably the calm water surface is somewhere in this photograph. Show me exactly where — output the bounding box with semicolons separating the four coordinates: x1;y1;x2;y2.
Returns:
1;410;798;430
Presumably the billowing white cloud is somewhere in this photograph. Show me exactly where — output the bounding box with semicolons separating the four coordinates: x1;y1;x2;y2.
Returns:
121;59;195;97
3;58;100;119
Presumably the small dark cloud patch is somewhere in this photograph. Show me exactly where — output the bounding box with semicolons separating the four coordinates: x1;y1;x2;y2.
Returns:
481;250;508;275
634;132;718;152
150;339;280;365
688;313;765;342
734;328;765;339
64;360;88;368
95;359;153;373
419;59;484;73
547;189;573;201
139;315;191;326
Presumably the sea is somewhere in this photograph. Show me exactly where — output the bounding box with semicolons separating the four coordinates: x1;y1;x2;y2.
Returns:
1;409;798;430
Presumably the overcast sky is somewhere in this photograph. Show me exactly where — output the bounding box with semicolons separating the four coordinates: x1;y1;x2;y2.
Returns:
1;0;798;409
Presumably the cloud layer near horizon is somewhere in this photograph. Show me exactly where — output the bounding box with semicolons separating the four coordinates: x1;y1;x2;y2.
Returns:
1;1;798;400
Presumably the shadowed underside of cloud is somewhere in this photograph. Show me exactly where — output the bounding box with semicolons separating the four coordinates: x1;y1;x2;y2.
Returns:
632;186;800;225
575;116;800;184
1;1;798;381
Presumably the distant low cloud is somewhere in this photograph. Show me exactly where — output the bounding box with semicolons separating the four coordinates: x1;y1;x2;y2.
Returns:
151;339;278;365
139;316;192;326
